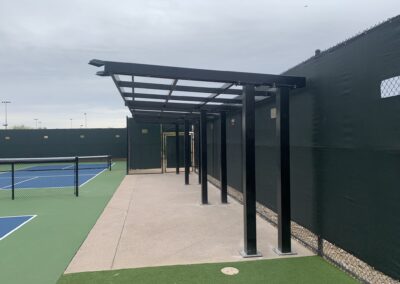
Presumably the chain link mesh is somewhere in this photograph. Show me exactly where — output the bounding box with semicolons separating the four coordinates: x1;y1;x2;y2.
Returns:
381;76;400;98
207;175;399;284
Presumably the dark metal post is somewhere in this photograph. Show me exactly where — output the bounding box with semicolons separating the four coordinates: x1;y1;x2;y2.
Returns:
75;157;79;197
200;111;208;204
220;111;227;204
11;163;15;200
126;117;130;175
108;155;112;171
317;236;323;256
276;87;292;254
175;123;180;174
184;120;190;184
241;84;259;256
197;121;201;184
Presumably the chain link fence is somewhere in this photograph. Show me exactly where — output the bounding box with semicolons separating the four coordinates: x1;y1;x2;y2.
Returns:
207;175;399;284
381;76;400;98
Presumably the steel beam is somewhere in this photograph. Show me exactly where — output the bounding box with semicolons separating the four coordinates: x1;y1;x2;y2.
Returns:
276;87;292;254
198;83;234;108
90;59;306;87
165;79;179;106
184;120;190;184
220;111;227;204
175;123;180;175
125;101;240;112
200;110;208;204
133;117;185;124
132;109;219;119
122;92;243;104
119;81;243;95
241;85;259;257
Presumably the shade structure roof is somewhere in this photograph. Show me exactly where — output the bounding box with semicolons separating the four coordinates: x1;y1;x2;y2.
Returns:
89;59;306;123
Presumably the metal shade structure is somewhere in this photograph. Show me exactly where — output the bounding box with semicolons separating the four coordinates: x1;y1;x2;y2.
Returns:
89;59;305;120
90;59;306;257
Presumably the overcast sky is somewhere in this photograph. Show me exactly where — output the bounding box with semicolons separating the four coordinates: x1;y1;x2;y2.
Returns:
0;0;398;129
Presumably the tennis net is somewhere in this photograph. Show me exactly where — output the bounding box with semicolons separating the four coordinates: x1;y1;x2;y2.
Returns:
0;155;112;200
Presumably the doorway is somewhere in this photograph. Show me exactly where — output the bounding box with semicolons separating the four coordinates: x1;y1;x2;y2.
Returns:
162;131;193;173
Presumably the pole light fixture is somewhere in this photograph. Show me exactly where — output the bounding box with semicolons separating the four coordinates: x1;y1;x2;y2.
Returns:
1;101;11;130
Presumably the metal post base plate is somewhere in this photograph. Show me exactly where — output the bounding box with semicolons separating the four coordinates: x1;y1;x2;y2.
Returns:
239;250;263;258
273;248;297;256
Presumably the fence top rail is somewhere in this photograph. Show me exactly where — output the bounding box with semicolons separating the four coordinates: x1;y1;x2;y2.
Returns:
0;155;111;165
78;155;111;160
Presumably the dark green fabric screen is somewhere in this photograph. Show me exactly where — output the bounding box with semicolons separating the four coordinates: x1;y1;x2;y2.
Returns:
206;16;400;279
0;128;126;158
129;121;162;169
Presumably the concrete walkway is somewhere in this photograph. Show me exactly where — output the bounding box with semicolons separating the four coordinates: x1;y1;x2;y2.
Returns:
65;173;313;273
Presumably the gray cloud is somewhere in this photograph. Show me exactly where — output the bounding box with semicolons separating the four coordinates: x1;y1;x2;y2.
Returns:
0;0;398;128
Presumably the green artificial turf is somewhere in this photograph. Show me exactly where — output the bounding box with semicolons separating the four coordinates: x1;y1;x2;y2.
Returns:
0;161;126;284
58;256;358;284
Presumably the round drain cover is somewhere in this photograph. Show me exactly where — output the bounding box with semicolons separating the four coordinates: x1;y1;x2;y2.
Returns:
221;267;239;275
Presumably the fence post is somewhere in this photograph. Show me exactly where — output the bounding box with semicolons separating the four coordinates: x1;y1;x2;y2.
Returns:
126;117;130;175
318;235;323;256
184;119;190;185
11;163;15;200
75;157;79;197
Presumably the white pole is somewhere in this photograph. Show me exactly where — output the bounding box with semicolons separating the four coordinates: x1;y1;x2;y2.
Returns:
2;101;10;130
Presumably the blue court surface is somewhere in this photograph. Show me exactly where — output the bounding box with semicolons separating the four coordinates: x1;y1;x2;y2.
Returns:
0;163;111;190
0;215;36;240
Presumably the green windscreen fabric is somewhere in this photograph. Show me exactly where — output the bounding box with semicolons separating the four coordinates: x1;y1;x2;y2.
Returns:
282;16;400;279
206;16;400;279
0;128;126;158
129;121;161;169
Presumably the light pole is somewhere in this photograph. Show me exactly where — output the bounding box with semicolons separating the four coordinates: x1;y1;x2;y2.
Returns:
38;121;42;129
2;101;11;130
34;118;39;129
84;112;87;128
70;118;73;129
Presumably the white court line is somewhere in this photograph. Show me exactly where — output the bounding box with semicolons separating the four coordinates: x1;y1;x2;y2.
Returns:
62;165;74;170
80;162;116;188
0;163;115;190
0;215;37;241
2;176;38;189
0;185;72;190
0;174;96;180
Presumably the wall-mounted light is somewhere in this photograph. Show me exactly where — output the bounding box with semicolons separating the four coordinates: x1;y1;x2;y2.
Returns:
270;108;277;119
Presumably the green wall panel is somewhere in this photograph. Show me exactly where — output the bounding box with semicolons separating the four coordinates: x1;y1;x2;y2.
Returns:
0;128;126;158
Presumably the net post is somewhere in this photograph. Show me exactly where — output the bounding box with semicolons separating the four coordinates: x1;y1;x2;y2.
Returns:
126;116;130;175
108;155;112;171
75;157;79;197
11;163;15;200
